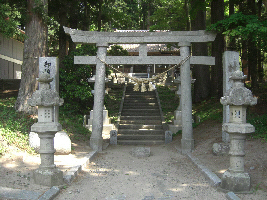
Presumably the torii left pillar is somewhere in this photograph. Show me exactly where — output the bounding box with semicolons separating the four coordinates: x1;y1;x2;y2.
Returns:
90;42;108;151
179;42;194;154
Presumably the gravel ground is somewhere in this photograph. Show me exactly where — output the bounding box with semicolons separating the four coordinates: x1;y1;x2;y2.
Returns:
55;144;226;200
1;119;266;199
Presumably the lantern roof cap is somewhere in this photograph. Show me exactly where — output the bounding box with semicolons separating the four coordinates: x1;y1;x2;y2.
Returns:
28;72;64;107
230;70;247;80
220;70;257;106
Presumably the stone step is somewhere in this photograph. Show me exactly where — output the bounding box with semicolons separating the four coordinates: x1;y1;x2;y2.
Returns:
117;134;165;140
120;116;161;121
122;107;159;111
117;140;164;145
118;129;164;135
120;119;162;125
125;93;156;98
124;99;157;102
123;102;157;106
125;94;156;98
125;88;154;91
119;124;163;129
121;110;160;116
124;99;158;103
125;90;155;94
122;105;158;109
117;83;164;145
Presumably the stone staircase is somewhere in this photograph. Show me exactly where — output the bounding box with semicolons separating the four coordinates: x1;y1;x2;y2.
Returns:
118;84;165;145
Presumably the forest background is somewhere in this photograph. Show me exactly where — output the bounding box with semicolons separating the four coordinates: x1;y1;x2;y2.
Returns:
1;0;267;114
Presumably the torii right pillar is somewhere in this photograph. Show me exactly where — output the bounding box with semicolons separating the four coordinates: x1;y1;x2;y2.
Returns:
179;42;194;154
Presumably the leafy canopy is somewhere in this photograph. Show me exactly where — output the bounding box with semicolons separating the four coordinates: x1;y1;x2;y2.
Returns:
0;3;25;40
150;0;187;31
207;12;267;52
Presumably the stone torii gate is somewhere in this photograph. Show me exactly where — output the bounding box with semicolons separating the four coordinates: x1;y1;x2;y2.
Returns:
64;27;216;153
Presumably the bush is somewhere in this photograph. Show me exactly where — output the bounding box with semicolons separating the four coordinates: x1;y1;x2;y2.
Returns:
60;45;97;114
0;97;36;154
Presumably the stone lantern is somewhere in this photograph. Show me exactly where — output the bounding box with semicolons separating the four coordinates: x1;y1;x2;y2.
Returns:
28;72;64;187
220;70;257;192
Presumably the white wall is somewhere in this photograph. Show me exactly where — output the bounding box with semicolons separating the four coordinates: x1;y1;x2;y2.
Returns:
0;34;23;79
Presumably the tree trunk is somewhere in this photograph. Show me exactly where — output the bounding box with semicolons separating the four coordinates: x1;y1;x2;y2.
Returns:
248;38;258;88
240;2;249;79
15;0;48;113
247;0;258;88
69;2;78;53
98;0;103;31
191;0;209;103
229;0;235;15
184;0;190;31
258;0;263;83
211;0;225;98
227;0;236;50
58;2;68;70
241;40;249;78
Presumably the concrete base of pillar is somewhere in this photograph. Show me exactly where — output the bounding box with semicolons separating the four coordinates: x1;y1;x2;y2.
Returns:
90;137;103;152
181;139;194;154
168;125;182;134
33;168;63;187
86;124;114;139
221;170;250;192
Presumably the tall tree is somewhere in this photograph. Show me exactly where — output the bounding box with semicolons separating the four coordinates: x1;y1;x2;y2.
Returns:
15;0;48;113
210;0;225;98
245;0;258;88
191;0;210;102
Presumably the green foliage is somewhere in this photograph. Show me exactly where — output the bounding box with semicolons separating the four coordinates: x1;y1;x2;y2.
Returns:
189;0;209;21
104;84;124;123
248;113;267;141
0;3;25;40
32;0;48;19
150;0;187;31
0;97;91;155
60;44;97;114
60;44;128;115
156;86;223;136
192;97;223;127
47;19;60;56
59;108;91;141
156;86;179;123
104;0;140;30
0;97;36;154
107;45;129;56
207;12;267;52
0;144;5;157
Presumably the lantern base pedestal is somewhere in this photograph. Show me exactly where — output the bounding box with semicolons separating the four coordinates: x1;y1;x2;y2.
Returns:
221;170;250;192
33;167;63;187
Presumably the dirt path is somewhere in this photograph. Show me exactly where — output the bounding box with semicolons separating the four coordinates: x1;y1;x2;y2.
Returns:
55;144;226;200
1;120;267;199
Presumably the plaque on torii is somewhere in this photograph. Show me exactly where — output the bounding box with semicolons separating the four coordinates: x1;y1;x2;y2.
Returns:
64;27;216;153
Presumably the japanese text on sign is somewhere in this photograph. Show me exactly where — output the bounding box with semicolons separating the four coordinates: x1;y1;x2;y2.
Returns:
44;61;51;74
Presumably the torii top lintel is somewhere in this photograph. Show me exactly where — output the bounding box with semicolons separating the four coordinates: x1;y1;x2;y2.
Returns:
64;27;216;45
